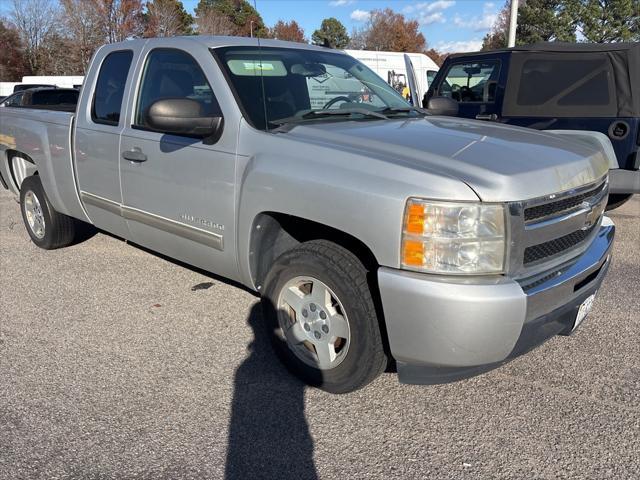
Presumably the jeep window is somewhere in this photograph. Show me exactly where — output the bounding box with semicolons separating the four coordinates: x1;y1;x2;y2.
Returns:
503;53;618;118
516;58;613;107
214;46;414;130
438;61;500;103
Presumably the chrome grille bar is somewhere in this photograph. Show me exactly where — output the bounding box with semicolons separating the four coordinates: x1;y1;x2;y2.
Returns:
507;175;609;279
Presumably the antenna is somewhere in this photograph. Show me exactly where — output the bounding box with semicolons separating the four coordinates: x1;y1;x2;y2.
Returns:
253;0;269;132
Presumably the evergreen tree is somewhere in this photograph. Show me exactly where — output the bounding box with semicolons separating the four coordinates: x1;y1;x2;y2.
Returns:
517;0;577;44
580;0;639;42
311;17;349;48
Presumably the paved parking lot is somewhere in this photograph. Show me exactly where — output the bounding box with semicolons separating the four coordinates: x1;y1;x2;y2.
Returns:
0;188;639;480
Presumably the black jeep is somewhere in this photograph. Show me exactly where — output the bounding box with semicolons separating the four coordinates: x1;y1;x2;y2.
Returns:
424;42;640;209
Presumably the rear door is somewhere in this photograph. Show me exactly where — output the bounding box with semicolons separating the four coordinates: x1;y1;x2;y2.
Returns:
119;45;238;278
431;56;503;121
74;48;136;238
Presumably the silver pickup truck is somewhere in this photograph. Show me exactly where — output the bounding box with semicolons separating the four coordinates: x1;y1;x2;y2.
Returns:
0;37;615;393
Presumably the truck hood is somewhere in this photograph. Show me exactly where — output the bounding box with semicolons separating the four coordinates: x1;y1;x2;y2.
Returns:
281;116;609;202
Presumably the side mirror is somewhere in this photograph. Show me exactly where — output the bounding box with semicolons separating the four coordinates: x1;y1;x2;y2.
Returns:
145;98;223;142
426;96;459;117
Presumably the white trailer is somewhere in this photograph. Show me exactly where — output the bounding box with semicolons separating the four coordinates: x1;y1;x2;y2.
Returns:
0;83;20;97
344;50;439;101
20;75;85;89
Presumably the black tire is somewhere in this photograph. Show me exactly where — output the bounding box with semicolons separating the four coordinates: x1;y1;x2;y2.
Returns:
262;240;388;394
19;175;76;249
606;193;633;211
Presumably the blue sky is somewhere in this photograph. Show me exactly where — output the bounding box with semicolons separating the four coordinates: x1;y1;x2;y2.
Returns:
181;0;502;52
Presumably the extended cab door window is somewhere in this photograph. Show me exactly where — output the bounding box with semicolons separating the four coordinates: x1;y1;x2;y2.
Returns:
92;50;134;125
134;48;221;132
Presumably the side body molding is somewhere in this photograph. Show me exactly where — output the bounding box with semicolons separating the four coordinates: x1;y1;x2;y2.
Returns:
80;191;224;251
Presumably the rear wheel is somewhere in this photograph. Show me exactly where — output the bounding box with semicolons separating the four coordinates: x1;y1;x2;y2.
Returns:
20;175;77;249
262;240;387;393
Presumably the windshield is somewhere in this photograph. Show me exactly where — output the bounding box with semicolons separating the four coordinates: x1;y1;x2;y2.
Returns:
214;46;415;130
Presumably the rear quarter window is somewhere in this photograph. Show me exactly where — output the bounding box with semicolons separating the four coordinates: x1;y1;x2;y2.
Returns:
504;53;617;118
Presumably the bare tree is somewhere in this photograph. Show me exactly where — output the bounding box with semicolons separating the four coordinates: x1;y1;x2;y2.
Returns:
145;0;193;38
60;0;104;72
95;0;144;43
196;9;235;35
10;0;59;74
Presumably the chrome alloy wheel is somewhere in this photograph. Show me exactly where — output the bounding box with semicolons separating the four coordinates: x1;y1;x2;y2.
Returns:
23;190;46;239
277;276;351;370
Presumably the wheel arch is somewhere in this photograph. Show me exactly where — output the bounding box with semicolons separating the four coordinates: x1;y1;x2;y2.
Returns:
249;212;380;291
3;149;38;193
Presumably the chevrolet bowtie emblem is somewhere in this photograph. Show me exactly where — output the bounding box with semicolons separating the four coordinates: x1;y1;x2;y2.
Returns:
581;201;602;230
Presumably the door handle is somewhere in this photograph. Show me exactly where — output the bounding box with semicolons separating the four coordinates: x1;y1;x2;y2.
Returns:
475;113;498;121
122;148;147;162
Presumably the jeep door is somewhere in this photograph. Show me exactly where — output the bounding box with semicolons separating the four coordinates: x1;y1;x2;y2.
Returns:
430;55;504;121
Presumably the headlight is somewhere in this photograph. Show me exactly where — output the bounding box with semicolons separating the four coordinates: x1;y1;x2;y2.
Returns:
401;199;507;274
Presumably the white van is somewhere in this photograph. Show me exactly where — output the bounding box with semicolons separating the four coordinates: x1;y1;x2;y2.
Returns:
344;50;439;100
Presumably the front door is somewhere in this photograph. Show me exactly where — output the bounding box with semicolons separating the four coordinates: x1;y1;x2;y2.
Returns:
119;47;238;279
434;58;502;121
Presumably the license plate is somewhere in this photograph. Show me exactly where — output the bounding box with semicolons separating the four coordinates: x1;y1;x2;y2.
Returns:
573;292;596;332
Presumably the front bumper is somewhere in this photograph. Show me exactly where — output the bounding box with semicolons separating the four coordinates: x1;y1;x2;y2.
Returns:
378;217;615;385
609;168;640;194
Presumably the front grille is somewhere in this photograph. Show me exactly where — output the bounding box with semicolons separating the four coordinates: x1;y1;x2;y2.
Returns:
524;181;606;222
523;224;596;265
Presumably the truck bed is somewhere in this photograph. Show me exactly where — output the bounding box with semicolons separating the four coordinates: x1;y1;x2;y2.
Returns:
0;107;89;223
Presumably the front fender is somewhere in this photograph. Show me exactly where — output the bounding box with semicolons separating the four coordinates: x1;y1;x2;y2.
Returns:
235;126;478;287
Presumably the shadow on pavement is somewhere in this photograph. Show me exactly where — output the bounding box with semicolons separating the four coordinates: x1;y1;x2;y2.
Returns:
225;302;319;480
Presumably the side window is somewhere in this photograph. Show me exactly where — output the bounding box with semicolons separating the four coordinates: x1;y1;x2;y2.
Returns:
426;70;437;87
438;61;500;103
92;50;133;125
135;48;221;129
517;58;612;107
6;93;24;107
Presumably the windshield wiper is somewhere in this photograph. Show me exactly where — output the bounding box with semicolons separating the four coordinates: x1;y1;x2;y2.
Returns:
379;106;426;116
272;107;388;126
301;108;388;120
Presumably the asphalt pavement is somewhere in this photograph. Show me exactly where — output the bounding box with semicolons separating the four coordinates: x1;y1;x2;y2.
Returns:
1;189;639;480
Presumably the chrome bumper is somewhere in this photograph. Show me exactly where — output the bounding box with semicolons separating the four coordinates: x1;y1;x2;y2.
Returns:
609;168;640;194
378;217;615;385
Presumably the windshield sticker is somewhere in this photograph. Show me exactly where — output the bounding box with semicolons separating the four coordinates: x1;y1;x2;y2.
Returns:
227;59;287;76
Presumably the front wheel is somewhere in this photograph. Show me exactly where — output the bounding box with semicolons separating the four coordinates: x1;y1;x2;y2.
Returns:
262;240;388;393
20;175;77;249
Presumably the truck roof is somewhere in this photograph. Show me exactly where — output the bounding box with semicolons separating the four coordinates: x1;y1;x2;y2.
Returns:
106;35;337;53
